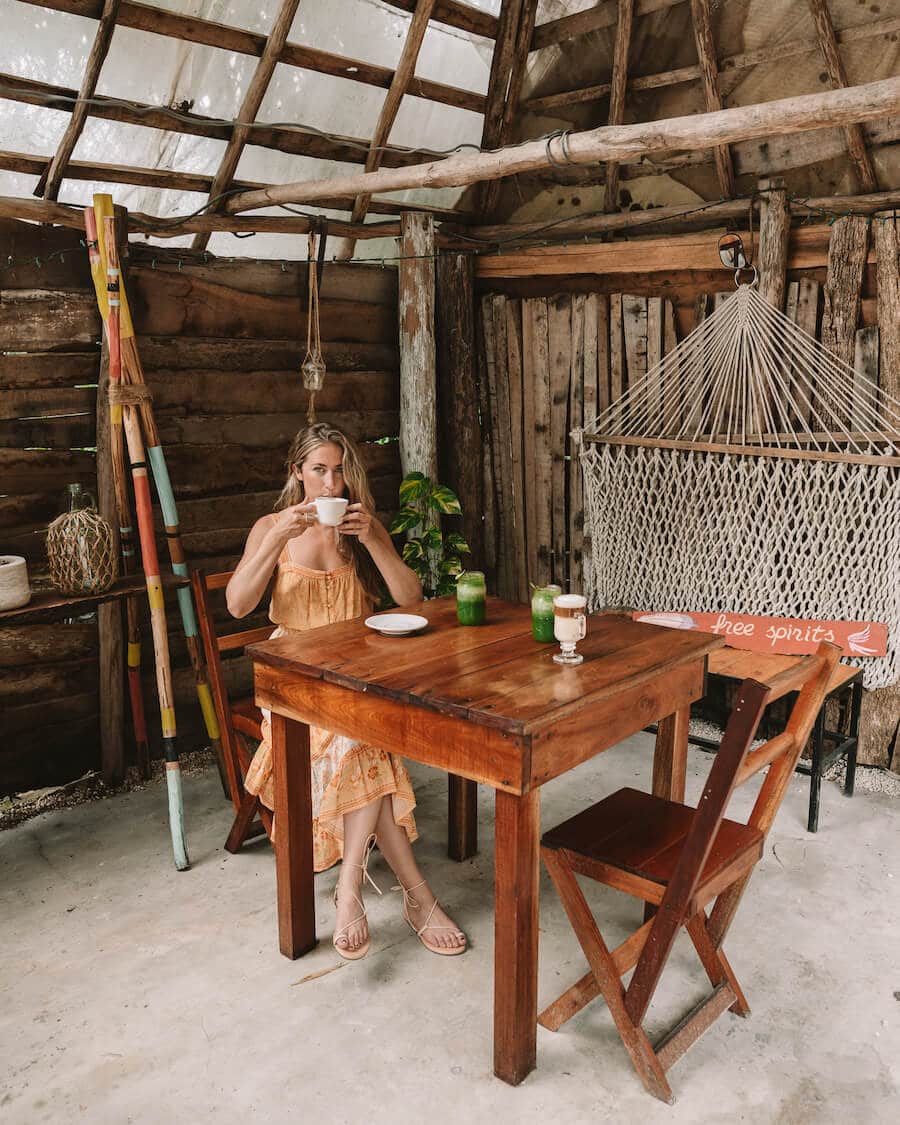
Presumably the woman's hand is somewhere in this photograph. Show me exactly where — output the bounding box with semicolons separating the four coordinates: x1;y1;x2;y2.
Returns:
269;500;317;544
339;502;375;545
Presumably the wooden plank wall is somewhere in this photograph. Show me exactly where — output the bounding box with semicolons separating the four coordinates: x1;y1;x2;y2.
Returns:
478;292;678;602
0;220;401;792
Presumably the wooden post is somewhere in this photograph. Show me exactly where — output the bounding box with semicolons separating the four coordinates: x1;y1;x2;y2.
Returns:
821;215;870;367
757;177;790;311
874;210;900;404
436;251;484;571
95;346;125;784
398;212;438;482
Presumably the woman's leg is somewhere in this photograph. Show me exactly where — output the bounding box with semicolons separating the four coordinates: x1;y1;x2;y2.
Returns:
374;799;466;951
334;796;384;954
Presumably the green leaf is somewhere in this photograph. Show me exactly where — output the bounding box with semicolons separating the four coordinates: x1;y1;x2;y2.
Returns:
439;556;464;576
435;578;457;598
423;526;443;551
401;539;425;563
399;473;431;505
444;533;470;554
427;485;462;515
389;507;422;534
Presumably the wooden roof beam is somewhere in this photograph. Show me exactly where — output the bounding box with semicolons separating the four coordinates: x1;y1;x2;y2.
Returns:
604;0;634;213
523;15;900;114
0;147;469;221
34;0;120;200
15;0;485;115
690;0;734;198
531;0;683;51
222;77;900;214
191;0;301;252
384;0;498;39
807;0;878;191
476;0;540;219
339;0;439;258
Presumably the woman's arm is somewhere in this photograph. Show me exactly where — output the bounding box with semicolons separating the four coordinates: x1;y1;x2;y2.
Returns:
341;504;422;606
226;504;314;618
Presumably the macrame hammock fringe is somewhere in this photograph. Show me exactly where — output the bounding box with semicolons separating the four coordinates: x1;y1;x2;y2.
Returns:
575;283;900;689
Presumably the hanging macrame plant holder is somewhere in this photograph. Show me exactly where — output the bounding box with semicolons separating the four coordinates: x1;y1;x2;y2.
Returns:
576;281;900;689
301;226;328;423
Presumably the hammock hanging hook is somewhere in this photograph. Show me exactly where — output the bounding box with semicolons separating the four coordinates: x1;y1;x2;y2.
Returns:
734;264;758;288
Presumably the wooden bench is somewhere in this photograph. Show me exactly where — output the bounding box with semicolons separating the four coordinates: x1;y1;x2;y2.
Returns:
696;648;862;832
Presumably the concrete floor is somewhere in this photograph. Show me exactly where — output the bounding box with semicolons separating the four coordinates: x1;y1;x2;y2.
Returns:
2;733;898;1125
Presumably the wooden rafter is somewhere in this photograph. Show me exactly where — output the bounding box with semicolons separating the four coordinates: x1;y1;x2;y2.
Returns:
807;0;878;191
191;0;301;252
34;0;121;200
16;0;486;116
531;0;682;51
690;0;735;198
476;0;540;220
339;0;439;259
0;149;470;221
385;0;498;39
604;0;635;213
0;71;428;172
222;77;900;214
523;15;900;114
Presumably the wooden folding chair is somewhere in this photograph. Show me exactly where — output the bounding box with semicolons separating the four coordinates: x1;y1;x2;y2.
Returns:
539;641;840;1103
191;568;275;853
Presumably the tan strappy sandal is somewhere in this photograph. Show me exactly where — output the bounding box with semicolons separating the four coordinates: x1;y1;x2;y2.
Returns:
395;880;467;957
333;834;381;961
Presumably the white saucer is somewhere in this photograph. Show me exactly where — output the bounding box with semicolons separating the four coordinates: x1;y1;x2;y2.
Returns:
365;613;428;637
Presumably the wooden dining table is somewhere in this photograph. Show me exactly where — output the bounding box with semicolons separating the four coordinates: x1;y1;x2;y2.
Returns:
247;597;723;1086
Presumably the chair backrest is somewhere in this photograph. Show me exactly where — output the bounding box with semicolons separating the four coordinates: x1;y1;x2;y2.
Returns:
190;568;272;806
624;641;840;1023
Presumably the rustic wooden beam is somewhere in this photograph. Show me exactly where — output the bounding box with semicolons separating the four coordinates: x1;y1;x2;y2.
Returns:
0;194;400;240
385;0;498;38
821;214;870;367
192;0;302;252
528;15;900;115
0;71;426;171
398;213;438;485
15;0;486;115
0;147;469;222
689;0;734;198
224;77;900;214
35;0;120;200
604;0;635;213
807;0;878;192
340;0;438;256
462;187;900;243
531;0;683;51
757;177;790;310
477;0;540;219
874;211;900;404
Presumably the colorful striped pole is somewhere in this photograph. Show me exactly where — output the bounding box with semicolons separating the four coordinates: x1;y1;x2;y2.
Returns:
83;207;150;778
103;219;189;871
93;197;225;790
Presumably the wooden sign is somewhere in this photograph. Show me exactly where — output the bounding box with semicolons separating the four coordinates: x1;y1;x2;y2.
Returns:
632;611;888;657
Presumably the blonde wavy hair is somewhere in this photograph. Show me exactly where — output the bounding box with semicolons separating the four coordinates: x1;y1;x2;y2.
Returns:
276;423;382;603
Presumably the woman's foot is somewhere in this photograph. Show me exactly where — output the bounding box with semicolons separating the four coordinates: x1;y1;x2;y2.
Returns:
398;880;467;955
333;868;370;959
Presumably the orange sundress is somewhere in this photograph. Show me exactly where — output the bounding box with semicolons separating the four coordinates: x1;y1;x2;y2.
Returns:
243;521;418;871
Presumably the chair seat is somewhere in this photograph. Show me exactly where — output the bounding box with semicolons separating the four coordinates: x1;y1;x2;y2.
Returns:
231;696;263;740
542;788;764;904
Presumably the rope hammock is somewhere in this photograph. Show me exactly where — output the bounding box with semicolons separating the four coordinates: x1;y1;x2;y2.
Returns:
577;282;900;689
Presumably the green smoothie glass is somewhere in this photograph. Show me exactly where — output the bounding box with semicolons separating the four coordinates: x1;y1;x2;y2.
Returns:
456;571;486;625
531;584;561;641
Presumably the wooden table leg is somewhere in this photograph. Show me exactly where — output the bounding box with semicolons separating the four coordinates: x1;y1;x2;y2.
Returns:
271;712;316;959
652;704;691;802
448;775;478;861
493;788;540;1086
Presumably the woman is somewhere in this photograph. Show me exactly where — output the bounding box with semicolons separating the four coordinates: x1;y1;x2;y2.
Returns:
227;423;466;961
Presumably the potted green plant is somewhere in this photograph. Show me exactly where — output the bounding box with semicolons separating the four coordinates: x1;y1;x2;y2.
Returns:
389;472;471;598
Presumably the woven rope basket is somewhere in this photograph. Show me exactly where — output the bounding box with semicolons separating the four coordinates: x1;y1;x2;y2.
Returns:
46;507;118;595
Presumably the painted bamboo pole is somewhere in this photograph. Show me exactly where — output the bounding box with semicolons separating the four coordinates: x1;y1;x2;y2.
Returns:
92;196;226;789
83;206;151;778
103;218;189;871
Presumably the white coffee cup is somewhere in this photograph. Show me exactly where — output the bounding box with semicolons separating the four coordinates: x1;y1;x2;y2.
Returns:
314;496;349;526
